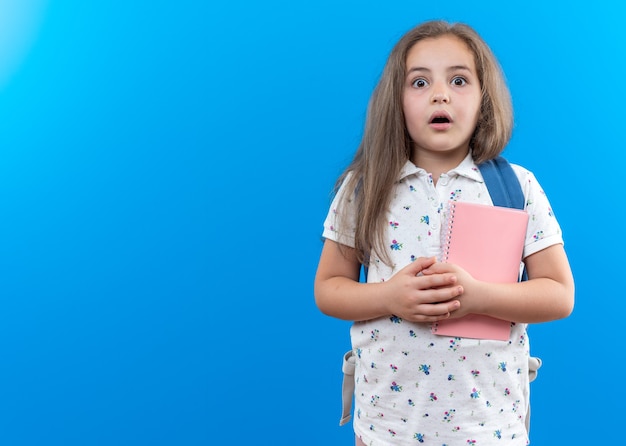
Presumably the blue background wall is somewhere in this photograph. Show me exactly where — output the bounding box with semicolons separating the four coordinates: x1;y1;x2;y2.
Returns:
0;0;622;444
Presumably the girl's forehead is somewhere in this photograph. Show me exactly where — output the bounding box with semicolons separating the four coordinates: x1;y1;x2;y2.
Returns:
405;35;476;71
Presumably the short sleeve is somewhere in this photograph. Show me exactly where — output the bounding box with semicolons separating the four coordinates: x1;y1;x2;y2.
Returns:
512;165;564;258
321;173;358;248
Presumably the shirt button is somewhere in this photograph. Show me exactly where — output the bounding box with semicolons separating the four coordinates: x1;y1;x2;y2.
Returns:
439;176;449;186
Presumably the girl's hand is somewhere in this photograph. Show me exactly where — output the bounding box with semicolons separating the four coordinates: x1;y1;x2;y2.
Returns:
421;261;478;318
383;257;463;322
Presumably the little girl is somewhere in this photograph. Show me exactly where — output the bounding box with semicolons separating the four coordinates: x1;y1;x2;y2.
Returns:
314;20;574;445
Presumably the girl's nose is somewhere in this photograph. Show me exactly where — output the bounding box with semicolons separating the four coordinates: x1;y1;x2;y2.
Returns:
431;90;450;104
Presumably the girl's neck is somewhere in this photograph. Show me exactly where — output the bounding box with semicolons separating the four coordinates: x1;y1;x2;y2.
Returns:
411;149;469;184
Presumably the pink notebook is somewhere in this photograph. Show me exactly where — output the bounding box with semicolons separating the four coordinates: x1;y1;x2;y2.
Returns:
431;201;529;341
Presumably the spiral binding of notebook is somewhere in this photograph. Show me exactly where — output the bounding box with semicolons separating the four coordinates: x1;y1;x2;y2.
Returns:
439;201;457;263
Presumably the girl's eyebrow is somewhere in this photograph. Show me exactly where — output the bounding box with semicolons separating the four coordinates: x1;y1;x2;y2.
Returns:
406;65;473;75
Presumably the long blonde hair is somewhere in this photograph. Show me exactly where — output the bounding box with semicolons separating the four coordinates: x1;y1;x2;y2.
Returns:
334;20;513;266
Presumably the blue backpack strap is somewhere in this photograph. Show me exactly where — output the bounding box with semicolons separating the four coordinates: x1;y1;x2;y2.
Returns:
478;156;528;281
477;156;525;210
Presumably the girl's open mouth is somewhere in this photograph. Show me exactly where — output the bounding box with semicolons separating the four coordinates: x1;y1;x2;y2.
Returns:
429;111;453;130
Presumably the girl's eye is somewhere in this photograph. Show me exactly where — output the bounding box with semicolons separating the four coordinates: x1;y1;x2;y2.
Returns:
412;78;428;88
451;76;467;86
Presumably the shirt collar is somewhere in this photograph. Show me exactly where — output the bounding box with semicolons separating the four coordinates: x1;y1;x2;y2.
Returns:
397;151;484;183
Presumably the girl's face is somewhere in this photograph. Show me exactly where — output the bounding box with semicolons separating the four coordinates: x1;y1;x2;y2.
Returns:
402;35;481;165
